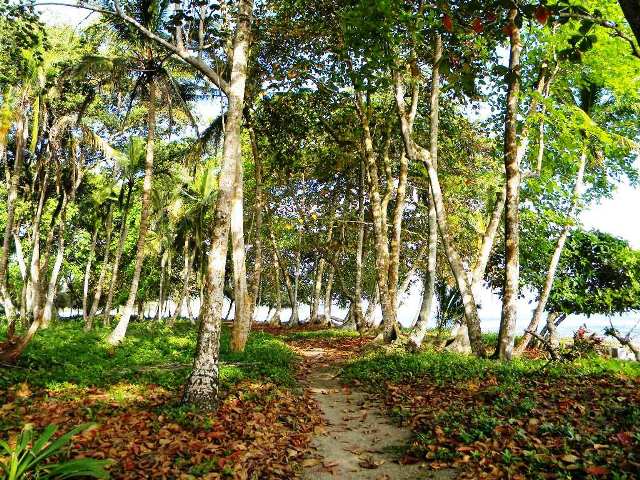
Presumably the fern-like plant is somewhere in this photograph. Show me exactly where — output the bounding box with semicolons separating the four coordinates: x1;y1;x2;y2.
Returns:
0;423;111;479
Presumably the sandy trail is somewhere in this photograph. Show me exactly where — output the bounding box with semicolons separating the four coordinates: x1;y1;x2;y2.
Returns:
298;346;454;480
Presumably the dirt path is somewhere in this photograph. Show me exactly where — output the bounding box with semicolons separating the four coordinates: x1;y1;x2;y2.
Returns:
298;346;454;480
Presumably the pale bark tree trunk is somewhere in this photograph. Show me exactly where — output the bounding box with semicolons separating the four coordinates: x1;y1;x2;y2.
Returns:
323;264;334;326
268;256;282;326
14;233;28;325
353;161;366;331
514;149;587;355
0;104;26;327
170;235;193;324
108;80;156;345
394;65;484;357
409;35;441;349
310;260;324;323
41;214;68;328
496;8;523;361
86;206;114;328
384;151;408;340
290;233;302;326
311;219;333;323
82;227;98;327
356;100;396;340
270;230;299;326
230;151;250;351
247;126;263;321
364;283;379;327
156;249;168;321
102;179;133;326
26;170;49;325
182;0;253;409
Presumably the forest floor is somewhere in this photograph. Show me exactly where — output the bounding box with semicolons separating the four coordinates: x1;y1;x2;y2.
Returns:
1;321;640;479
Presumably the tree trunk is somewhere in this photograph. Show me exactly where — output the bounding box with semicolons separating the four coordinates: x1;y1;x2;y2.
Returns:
311;219;333;323
323;264;334;326
82;227;98;328
310;260;324;323
108;80;156;345
268;257;282;326
353;161;366;331
182;0;253;409
409;35;441;349
496;9;523;361
41;216;68;328
230;150;250;351
364;284;379;327
170;235;193;324
87;205;114;328
514;149;586;355
247;125;263;321
356;102;396;340
0;104;26;328
102;179;133;326
156;249;168;321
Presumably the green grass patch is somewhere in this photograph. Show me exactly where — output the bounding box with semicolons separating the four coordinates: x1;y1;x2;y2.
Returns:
0;320;297;392
341;347;640;386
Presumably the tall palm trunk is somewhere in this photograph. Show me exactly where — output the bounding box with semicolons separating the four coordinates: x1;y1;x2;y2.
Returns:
156;249;168;321
82;226;99;327
170;235;193;324
496;8;522;361
182;0;253;409
102;179;133;326
87;205;114;328
108;81;156;345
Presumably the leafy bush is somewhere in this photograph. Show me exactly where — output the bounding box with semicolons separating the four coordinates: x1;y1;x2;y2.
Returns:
0;423;111;479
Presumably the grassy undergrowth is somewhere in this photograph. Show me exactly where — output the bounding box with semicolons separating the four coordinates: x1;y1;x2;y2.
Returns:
0;320;297;392
341;348;640;385
341;345;640;479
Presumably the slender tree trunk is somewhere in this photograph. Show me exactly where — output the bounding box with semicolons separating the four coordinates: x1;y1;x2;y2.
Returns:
170;236;193;325
182;0;253;409
26;170;48;324
41;215;67;328
353;162;366;331
409;35;441;349
310;260;323;323
496;8;523;361
323;265;334;326
82;227;98;327
364;283;379;327
102;180;133;326
356;102;396;339
514;149;586;355
156;250;167;321
230;151;250;351
0;104;26;327
311;219;333;323
108;80;156;345
87;205;114;327
269;257;282;326
247;126;263;321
